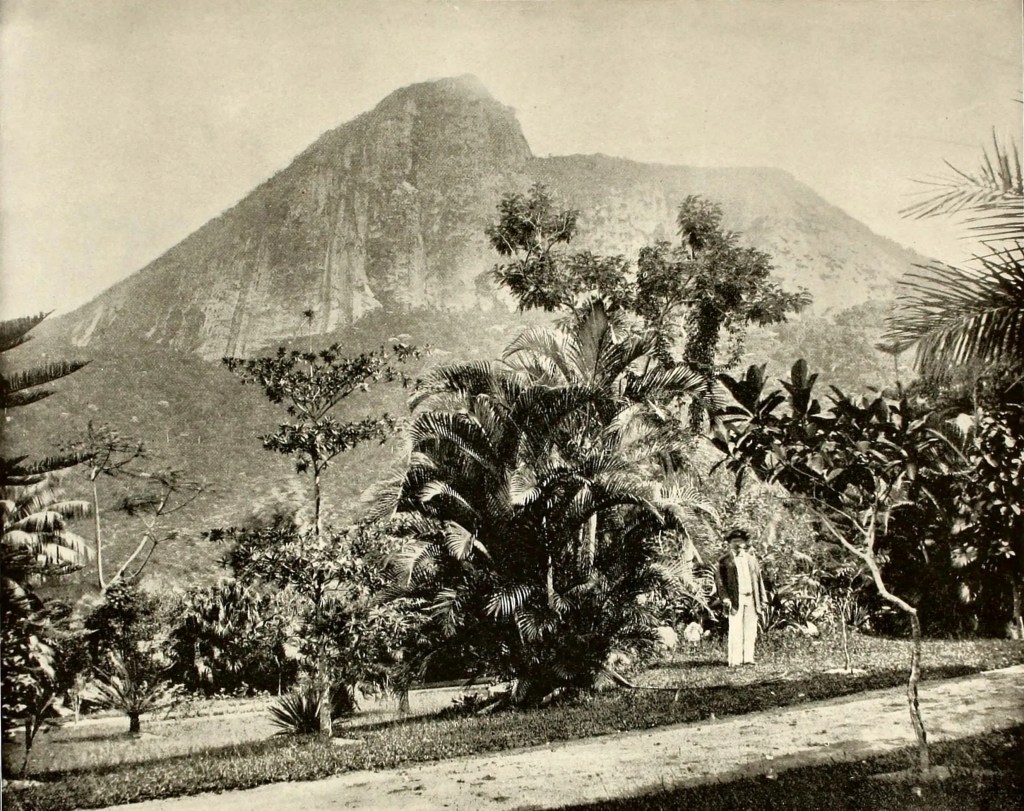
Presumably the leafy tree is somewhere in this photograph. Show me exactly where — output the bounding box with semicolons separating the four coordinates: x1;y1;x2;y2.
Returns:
213;517;413;737
224;342;416;538
952;404;1024;636
484;185;643;316
714;359;958;773
485;187;810;432
637;197;811;426
83;580;170;733
84;579;164;664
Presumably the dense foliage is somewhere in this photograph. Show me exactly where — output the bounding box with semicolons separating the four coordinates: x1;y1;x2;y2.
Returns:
1;314;91;763
377;301;710;704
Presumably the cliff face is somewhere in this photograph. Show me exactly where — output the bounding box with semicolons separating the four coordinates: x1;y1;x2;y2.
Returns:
55;75;922;359
65;76;533;358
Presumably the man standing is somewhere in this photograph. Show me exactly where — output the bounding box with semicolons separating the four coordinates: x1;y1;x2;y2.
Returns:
716;527;766;666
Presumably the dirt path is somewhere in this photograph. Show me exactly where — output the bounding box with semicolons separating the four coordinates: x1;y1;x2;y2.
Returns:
99;665;1024;811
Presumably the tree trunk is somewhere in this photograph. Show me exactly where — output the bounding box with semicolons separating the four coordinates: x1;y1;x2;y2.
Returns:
93;477;106;589
822;519;930;774
313;464;322;541
129;712;141;734
839;598;852;673
21;720;33;777
579;514;598;573
1010;580;1023;640
317;664;332;738
906;607;929;773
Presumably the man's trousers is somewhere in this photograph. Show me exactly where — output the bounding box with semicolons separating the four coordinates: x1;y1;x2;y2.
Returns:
728;594;758;666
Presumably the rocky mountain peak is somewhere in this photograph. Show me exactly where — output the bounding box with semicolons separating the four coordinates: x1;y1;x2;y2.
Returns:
53;77;920;360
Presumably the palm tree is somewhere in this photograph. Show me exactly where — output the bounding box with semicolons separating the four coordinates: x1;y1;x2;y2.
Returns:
885;130;1023;376
503;300;709;566
378;303;707;703
1;477;91;588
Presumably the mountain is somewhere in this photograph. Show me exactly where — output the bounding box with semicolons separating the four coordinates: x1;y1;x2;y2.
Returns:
7;76;927;592
47;75;924;361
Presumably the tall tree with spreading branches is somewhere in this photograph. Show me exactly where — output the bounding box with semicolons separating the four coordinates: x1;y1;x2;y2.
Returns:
224;342;417;539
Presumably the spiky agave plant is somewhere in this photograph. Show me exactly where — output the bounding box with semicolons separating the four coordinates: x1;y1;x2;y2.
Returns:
268;685;357;735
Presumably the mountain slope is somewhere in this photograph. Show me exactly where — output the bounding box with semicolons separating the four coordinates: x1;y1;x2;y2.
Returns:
47;75;925;361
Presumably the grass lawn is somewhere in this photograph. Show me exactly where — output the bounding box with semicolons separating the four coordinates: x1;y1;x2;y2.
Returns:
3;634;1021;811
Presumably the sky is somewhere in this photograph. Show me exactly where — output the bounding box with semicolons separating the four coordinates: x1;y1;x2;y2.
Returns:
1;0;1021;319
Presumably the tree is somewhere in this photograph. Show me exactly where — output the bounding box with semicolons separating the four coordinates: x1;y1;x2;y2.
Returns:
952;404;1024;636
885;129;1023;380
714;359;958;774
64;422;147;589
84;580;172;733
113;467;206;585
485;188;810;432
213;517;412;737
637;197;812;427
224;342;416;539
91;652;179;735
376;307;706;705
502;300;709;567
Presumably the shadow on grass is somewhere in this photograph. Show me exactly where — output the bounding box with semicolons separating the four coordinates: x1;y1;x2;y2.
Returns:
560;727;1024;811
14;664;986;785
329;663;980;737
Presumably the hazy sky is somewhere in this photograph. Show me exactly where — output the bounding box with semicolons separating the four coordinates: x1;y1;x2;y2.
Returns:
1;0;1021;319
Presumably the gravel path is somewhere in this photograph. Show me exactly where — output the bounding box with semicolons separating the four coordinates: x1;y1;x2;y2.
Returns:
97;665;1024;811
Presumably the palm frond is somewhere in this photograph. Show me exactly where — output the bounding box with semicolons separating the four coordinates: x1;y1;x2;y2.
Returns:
442;522;487;561
901;130;1023;241
429;588;463;636
883;248;1024;372
503;325;578;383
485;583;534;619
0;313;49;353
411;361;508;410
